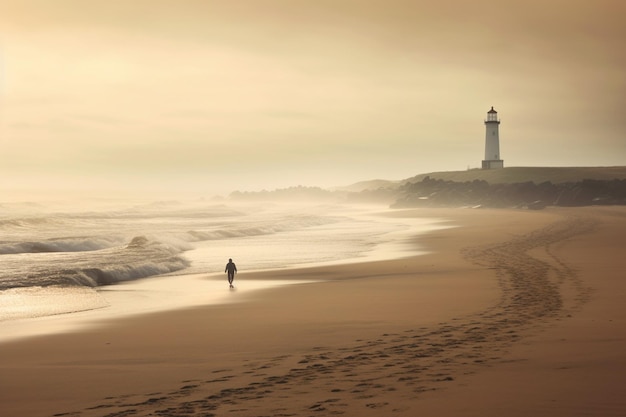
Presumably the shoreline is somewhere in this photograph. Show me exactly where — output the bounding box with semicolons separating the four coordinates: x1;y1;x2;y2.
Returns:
0;207;449;343
1;207;625;416
0;274;317;343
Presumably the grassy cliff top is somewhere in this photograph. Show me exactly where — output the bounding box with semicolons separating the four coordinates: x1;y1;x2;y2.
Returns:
404;166;626;185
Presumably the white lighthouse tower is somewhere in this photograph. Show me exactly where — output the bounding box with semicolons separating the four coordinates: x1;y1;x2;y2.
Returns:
482;106;504;169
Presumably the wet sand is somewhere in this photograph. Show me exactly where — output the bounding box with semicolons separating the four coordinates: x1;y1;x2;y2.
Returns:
1;207;625;417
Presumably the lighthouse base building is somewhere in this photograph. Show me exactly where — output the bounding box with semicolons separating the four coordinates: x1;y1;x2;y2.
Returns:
482;106;504;169
482;160;504;169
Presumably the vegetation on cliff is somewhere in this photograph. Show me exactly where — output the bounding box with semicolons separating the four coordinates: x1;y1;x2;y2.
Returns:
392;177;626;209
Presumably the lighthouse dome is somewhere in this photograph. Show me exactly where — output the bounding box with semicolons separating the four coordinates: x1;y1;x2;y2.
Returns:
487;106;497;113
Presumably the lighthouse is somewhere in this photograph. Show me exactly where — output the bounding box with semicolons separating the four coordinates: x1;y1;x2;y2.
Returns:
481;106;504;169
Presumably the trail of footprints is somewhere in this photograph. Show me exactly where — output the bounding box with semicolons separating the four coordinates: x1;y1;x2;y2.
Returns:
56;215;598;417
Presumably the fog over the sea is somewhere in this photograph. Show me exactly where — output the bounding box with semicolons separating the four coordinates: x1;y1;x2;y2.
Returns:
1;0;624;199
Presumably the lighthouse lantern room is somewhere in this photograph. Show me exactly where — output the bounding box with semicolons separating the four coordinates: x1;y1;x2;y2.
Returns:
481;106;504;169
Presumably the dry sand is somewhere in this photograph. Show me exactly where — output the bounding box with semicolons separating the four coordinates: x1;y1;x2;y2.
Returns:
1;206;625;417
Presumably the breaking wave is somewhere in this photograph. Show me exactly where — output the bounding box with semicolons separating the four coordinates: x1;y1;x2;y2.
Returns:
0;235;190;290
0;236;125;254
0;203;343;291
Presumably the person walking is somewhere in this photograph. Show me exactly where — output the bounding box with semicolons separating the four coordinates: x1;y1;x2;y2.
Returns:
225;258;237;288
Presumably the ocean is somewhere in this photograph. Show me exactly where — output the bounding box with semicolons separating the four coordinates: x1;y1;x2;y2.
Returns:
0;199;450;340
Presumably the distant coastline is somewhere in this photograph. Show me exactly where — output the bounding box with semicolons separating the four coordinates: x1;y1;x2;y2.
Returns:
229;166;626;209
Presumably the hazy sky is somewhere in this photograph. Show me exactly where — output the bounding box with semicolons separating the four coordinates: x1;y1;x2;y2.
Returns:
1;0;624;198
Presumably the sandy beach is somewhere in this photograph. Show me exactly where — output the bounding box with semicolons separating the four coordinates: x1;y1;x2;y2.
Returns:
1;206;625;417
